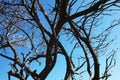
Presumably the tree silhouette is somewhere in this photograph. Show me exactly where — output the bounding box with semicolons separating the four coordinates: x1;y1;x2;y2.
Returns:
0;0;120;80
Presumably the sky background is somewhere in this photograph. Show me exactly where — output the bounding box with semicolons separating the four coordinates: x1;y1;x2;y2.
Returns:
0;0;120;80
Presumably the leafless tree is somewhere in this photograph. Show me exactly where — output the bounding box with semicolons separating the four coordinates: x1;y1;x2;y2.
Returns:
0;0;120;80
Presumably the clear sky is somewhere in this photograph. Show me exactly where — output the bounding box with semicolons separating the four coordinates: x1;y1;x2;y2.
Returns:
0;0;120;80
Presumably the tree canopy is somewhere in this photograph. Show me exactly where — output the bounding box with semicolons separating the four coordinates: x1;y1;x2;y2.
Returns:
0;0;120;80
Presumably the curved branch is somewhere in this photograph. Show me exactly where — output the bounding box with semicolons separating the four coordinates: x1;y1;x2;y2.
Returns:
58;41;72;80
67;0;108;21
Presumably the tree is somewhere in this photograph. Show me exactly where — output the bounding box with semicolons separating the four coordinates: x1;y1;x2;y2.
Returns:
0;0;120;80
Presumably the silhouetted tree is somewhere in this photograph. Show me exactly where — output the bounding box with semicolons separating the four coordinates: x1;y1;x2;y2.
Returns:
0;0;120;80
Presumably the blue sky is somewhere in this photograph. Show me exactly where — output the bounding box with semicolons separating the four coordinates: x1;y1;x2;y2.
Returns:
1;0;120;80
